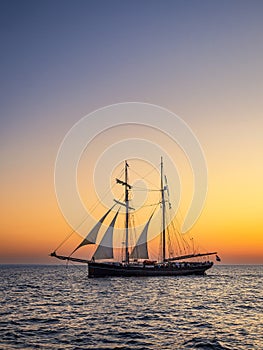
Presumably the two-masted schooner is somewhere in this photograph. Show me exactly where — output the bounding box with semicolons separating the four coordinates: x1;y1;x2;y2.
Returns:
50;158;218;277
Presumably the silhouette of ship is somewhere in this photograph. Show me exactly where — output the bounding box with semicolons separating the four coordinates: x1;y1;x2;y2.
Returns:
51;158;218;277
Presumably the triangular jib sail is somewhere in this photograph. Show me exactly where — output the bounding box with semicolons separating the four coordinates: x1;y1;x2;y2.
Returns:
93;210;119;260
130;212;154;260
70;206;114;256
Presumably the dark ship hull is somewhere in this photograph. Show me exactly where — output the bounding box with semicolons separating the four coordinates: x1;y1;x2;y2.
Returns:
88;261;213;278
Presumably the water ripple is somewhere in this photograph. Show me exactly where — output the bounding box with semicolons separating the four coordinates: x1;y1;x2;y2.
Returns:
0;265;262;349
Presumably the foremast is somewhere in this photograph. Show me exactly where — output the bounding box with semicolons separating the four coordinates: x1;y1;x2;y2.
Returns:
160;157;166;262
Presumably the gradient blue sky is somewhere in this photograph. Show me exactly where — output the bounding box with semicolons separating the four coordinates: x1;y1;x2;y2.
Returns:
1;0;263;263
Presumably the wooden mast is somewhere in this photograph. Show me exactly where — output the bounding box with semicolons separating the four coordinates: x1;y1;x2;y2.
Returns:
161;157;166;262
125;160;129;263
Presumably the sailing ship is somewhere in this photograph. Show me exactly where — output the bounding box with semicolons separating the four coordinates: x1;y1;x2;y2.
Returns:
50;158;218;277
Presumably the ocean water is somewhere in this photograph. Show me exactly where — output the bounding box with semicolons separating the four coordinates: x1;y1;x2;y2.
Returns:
0;265;262;350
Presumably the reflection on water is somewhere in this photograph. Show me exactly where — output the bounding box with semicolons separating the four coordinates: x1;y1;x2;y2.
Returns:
0;265;262;349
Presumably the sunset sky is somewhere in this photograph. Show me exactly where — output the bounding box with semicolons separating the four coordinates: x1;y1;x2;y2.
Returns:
1;0;262;264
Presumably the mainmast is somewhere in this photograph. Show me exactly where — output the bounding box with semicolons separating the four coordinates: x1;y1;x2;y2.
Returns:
160;157;166;262
115;161;131;263
125;160;129;263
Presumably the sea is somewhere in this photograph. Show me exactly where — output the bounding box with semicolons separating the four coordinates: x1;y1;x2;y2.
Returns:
0;265;262;350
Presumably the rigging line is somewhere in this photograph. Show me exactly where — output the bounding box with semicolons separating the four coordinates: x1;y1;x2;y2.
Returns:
166;200;191;256
170;219;183;255
140;202;162;208
168;212;177;258
132;187;160;192
166;225;173;258
53;218;87;252
168;210;181;256
87;172;122;214
53;180;121;253
179;230;191;250
54;203;116;253
129;213;137;252
85;165;124;215
176;207;195;251
165;210;174;258
173;222;189;254
146;202;159;218
169;206;191;253
129;166;160;189
54;201;110;253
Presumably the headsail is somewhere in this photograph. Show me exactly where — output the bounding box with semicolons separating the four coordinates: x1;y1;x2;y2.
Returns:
70;206;114;256
93;210;119;260
130;212;154;260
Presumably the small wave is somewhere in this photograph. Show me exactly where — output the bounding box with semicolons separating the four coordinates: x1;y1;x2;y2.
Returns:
183;337;232;349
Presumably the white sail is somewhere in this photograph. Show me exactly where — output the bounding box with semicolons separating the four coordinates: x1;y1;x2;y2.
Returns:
93;210;119;260
70;207;113;255
130;213;154;260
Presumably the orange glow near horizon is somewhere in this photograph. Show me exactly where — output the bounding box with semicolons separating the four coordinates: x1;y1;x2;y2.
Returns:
1;109;263;265
1;140;262;265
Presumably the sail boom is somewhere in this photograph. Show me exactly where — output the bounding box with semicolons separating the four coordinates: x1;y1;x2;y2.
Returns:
50;252;90;264
165;252;217;262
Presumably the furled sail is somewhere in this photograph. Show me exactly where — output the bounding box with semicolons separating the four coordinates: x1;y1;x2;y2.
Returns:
70;206;114;255
130;213;154;260
93;210;119;260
